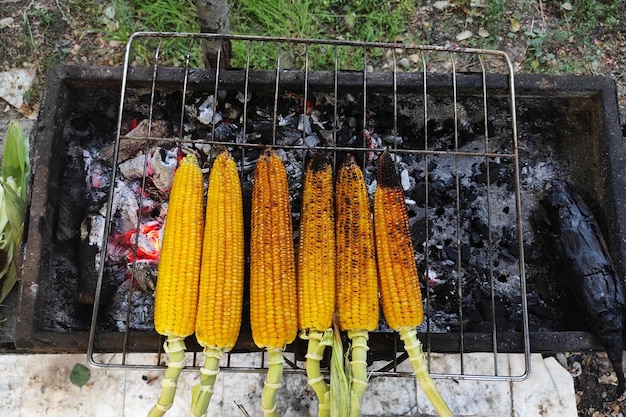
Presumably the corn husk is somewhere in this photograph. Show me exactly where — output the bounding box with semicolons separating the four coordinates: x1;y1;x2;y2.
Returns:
0;121;29;304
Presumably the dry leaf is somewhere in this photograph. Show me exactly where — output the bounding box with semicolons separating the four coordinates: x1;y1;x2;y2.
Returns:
562;1;573;11
433;1;451;11
510;18;521;33
456;30;473;41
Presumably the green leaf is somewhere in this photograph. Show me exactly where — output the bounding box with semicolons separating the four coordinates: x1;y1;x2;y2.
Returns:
69;363;91;387
2;121;30;201
0;121;29;304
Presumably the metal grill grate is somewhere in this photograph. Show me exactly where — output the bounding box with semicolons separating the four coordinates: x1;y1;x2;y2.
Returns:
87;32;529;381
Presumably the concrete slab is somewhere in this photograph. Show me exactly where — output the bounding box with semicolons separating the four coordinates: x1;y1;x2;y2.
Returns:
0;354;27;417
510;354;577;417
0;351;577;416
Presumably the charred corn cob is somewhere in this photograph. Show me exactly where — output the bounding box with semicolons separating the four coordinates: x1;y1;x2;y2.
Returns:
297;155;335;417
190;149;244;417
149;153;205;417
335;154;379;417
250;148;298;417
373;150;452;417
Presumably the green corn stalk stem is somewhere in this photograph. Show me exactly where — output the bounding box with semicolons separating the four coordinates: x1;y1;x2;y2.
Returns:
330;324;349;417
303;328;334;417
347;329;369;417
189;346;223;417
148;337;187;417
260;348;286;417
0;120;29;304
399;327;453;417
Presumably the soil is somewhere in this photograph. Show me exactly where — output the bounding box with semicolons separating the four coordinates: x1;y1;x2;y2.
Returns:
1;1;626;415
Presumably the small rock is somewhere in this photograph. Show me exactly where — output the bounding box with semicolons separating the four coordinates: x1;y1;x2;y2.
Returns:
0;17;15;29
554;352;567;369
408;53;421;64
570;360;583;377
398;57;411;70
478;27;490;38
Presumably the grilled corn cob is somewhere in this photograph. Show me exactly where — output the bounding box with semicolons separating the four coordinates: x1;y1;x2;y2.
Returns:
149;153;205;417
297;155;335;417
190;149;244;417
373;150;452;417
335;154;379;417
250;148;298;417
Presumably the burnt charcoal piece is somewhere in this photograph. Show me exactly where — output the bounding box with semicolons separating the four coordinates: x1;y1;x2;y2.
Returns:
536;179;625;397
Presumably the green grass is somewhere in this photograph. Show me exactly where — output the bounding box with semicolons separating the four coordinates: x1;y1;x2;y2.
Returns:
107;0;414;69
519;0;625;73
109;0;203;67
230;0;415;69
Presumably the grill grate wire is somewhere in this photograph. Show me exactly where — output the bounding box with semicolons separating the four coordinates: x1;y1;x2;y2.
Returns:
87;32;530;381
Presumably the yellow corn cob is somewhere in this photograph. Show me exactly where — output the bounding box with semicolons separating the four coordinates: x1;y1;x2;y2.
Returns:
297;154;335;417
335;154;379;332
250;148;298;417
335;153;379;417
149;153;205;417
373;150;452;417
190;149;244;417
373;150;423;330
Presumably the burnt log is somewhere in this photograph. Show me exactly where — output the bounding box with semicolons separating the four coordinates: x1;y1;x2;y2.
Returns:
536;179;625;397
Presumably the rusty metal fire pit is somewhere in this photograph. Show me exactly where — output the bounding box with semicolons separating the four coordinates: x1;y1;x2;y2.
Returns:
12;34;626;382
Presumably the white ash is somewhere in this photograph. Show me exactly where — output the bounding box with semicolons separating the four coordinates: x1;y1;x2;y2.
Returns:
109;179;140;233
195;94;223;125
83;149;109;195
118;153;147;180
80;213;105;273
150;147;178;192
278;113;296;127
297;114;312;135
80;212;105;247
400;169;412;191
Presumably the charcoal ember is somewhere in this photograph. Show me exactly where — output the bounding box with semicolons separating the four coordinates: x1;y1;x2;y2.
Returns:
335;125;358;146
223;102;242;121
126;119;173;139
57;143;89;241
44;253;84;331
382;133;403;145
472;161;503;184
248;115;273;137
212;121;241;142
109;280;154;332
275;148;303;195
276;128;302;146
130;261;157;293
99;119;173;162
